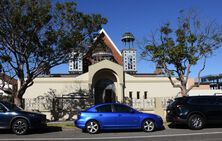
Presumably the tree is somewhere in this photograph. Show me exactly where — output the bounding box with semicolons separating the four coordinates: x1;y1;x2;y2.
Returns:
0;0;107;106
142;10;222;96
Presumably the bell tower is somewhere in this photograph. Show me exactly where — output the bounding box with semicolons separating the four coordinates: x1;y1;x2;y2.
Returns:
121;32;137;74
69;52;83;74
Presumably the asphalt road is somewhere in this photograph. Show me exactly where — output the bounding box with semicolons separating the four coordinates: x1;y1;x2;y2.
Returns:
1;125;222;141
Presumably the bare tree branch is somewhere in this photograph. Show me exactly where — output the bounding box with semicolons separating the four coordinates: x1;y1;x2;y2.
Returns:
186;57;207;93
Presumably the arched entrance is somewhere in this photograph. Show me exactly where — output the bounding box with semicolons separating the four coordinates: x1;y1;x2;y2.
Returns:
92;69;117;105
94;79;115;104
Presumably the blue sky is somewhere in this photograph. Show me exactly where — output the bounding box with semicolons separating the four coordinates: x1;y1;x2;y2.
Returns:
52;0;222;77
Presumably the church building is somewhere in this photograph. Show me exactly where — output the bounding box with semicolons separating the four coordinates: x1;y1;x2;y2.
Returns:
23;29;215;119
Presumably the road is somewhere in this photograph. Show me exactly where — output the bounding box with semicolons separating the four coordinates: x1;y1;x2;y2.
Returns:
1;125;222;141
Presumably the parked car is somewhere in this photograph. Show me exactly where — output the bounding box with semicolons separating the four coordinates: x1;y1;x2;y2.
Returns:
75;103;163;134
0;101;47;135
166;96;222;130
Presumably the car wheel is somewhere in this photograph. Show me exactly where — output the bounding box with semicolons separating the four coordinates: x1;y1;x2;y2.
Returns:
86;120;100;134
188;114;205;130
142;119;155;132
12;118;28;135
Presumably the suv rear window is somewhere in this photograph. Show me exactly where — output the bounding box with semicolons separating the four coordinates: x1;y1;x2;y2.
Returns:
217;98;222;105
188;97;216;105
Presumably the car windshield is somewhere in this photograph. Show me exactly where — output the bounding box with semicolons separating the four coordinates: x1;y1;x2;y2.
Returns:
2;102;23;111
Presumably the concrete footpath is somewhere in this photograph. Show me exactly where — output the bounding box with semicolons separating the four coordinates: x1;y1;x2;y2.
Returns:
47;120;78;131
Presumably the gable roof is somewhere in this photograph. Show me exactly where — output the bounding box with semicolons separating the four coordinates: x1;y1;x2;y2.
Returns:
97;28;122;64
99;29;122;56
84;28;123;66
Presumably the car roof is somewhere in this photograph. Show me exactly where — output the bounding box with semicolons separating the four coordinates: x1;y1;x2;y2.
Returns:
93;103;125;108
87;103;129;111
175;95;222;100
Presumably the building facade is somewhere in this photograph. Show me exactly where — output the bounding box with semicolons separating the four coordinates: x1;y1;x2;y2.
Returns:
23;29;220;119
200;74;222;90
24;29;180;102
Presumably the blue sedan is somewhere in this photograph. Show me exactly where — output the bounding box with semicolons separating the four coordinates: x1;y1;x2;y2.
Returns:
75;103;163;134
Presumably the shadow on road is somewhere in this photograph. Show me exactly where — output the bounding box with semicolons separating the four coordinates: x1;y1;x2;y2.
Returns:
89;127;165;134
168;123;222;129
0;129;13;134
0;126;62;135
101;129;142;134
168;123;189;129
29;126;62;134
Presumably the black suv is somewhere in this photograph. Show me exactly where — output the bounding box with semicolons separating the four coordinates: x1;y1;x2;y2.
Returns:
166;96;222;129
0;101;47;135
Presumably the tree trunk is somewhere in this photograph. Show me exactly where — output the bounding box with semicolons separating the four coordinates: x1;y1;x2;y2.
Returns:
14;95;22;108
180;86;188;97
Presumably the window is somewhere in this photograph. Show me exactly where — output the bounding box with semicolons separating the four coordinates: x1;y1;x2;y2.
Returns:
114;104;132;113
144;91;147;99
188;97;216;105
137;91;140;99
96;104;112;112
1;102;22;111
129;91;132;99
128;56;133;69
0;104;6;112
74;61;78;69
217;98;222;105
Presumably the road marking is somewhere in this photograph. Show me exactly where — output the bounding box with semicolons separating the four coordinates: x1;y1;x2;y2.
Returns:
1;131;222;140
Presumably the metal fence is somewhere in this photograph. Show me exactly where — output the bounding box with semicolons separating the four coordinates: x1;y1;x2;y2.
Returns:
132;98;156;110
131;97;174;111
24;96;48;112
24;94;94;121
24;96;174;112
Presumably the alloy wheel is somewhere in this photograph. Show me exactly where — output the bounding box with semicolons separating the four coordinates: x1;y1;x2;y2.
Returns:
12;119;28;135
86;120;99;134
192;117;202;127
143;119;155;132
188;114;205;130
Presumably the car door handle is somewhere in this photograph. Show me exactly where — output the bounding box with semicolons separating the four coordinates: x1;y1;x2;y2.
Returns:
99;114;103;116
118;114;122;117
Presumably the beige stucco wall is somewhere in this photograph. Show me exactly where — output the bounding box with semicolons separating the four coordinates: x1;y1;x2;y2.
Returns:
24;60;215;100
124;74;180;98
188;89;222;96
187;78;210;90
24;73;89;99
24;60;124;101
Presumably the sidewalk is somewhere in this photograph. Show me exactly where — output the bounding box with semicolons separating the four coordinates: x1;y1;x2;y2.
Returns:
47;120;77;130
48;120;74;124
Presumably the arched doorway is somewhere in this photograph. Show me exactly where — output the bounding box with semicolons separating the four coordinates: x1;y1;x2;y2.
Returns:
92;69;117;105
94;79;116;105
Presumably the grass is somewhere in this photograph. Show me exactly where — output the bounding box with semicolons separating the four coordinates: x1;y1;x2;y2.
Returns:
47;122;75;129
